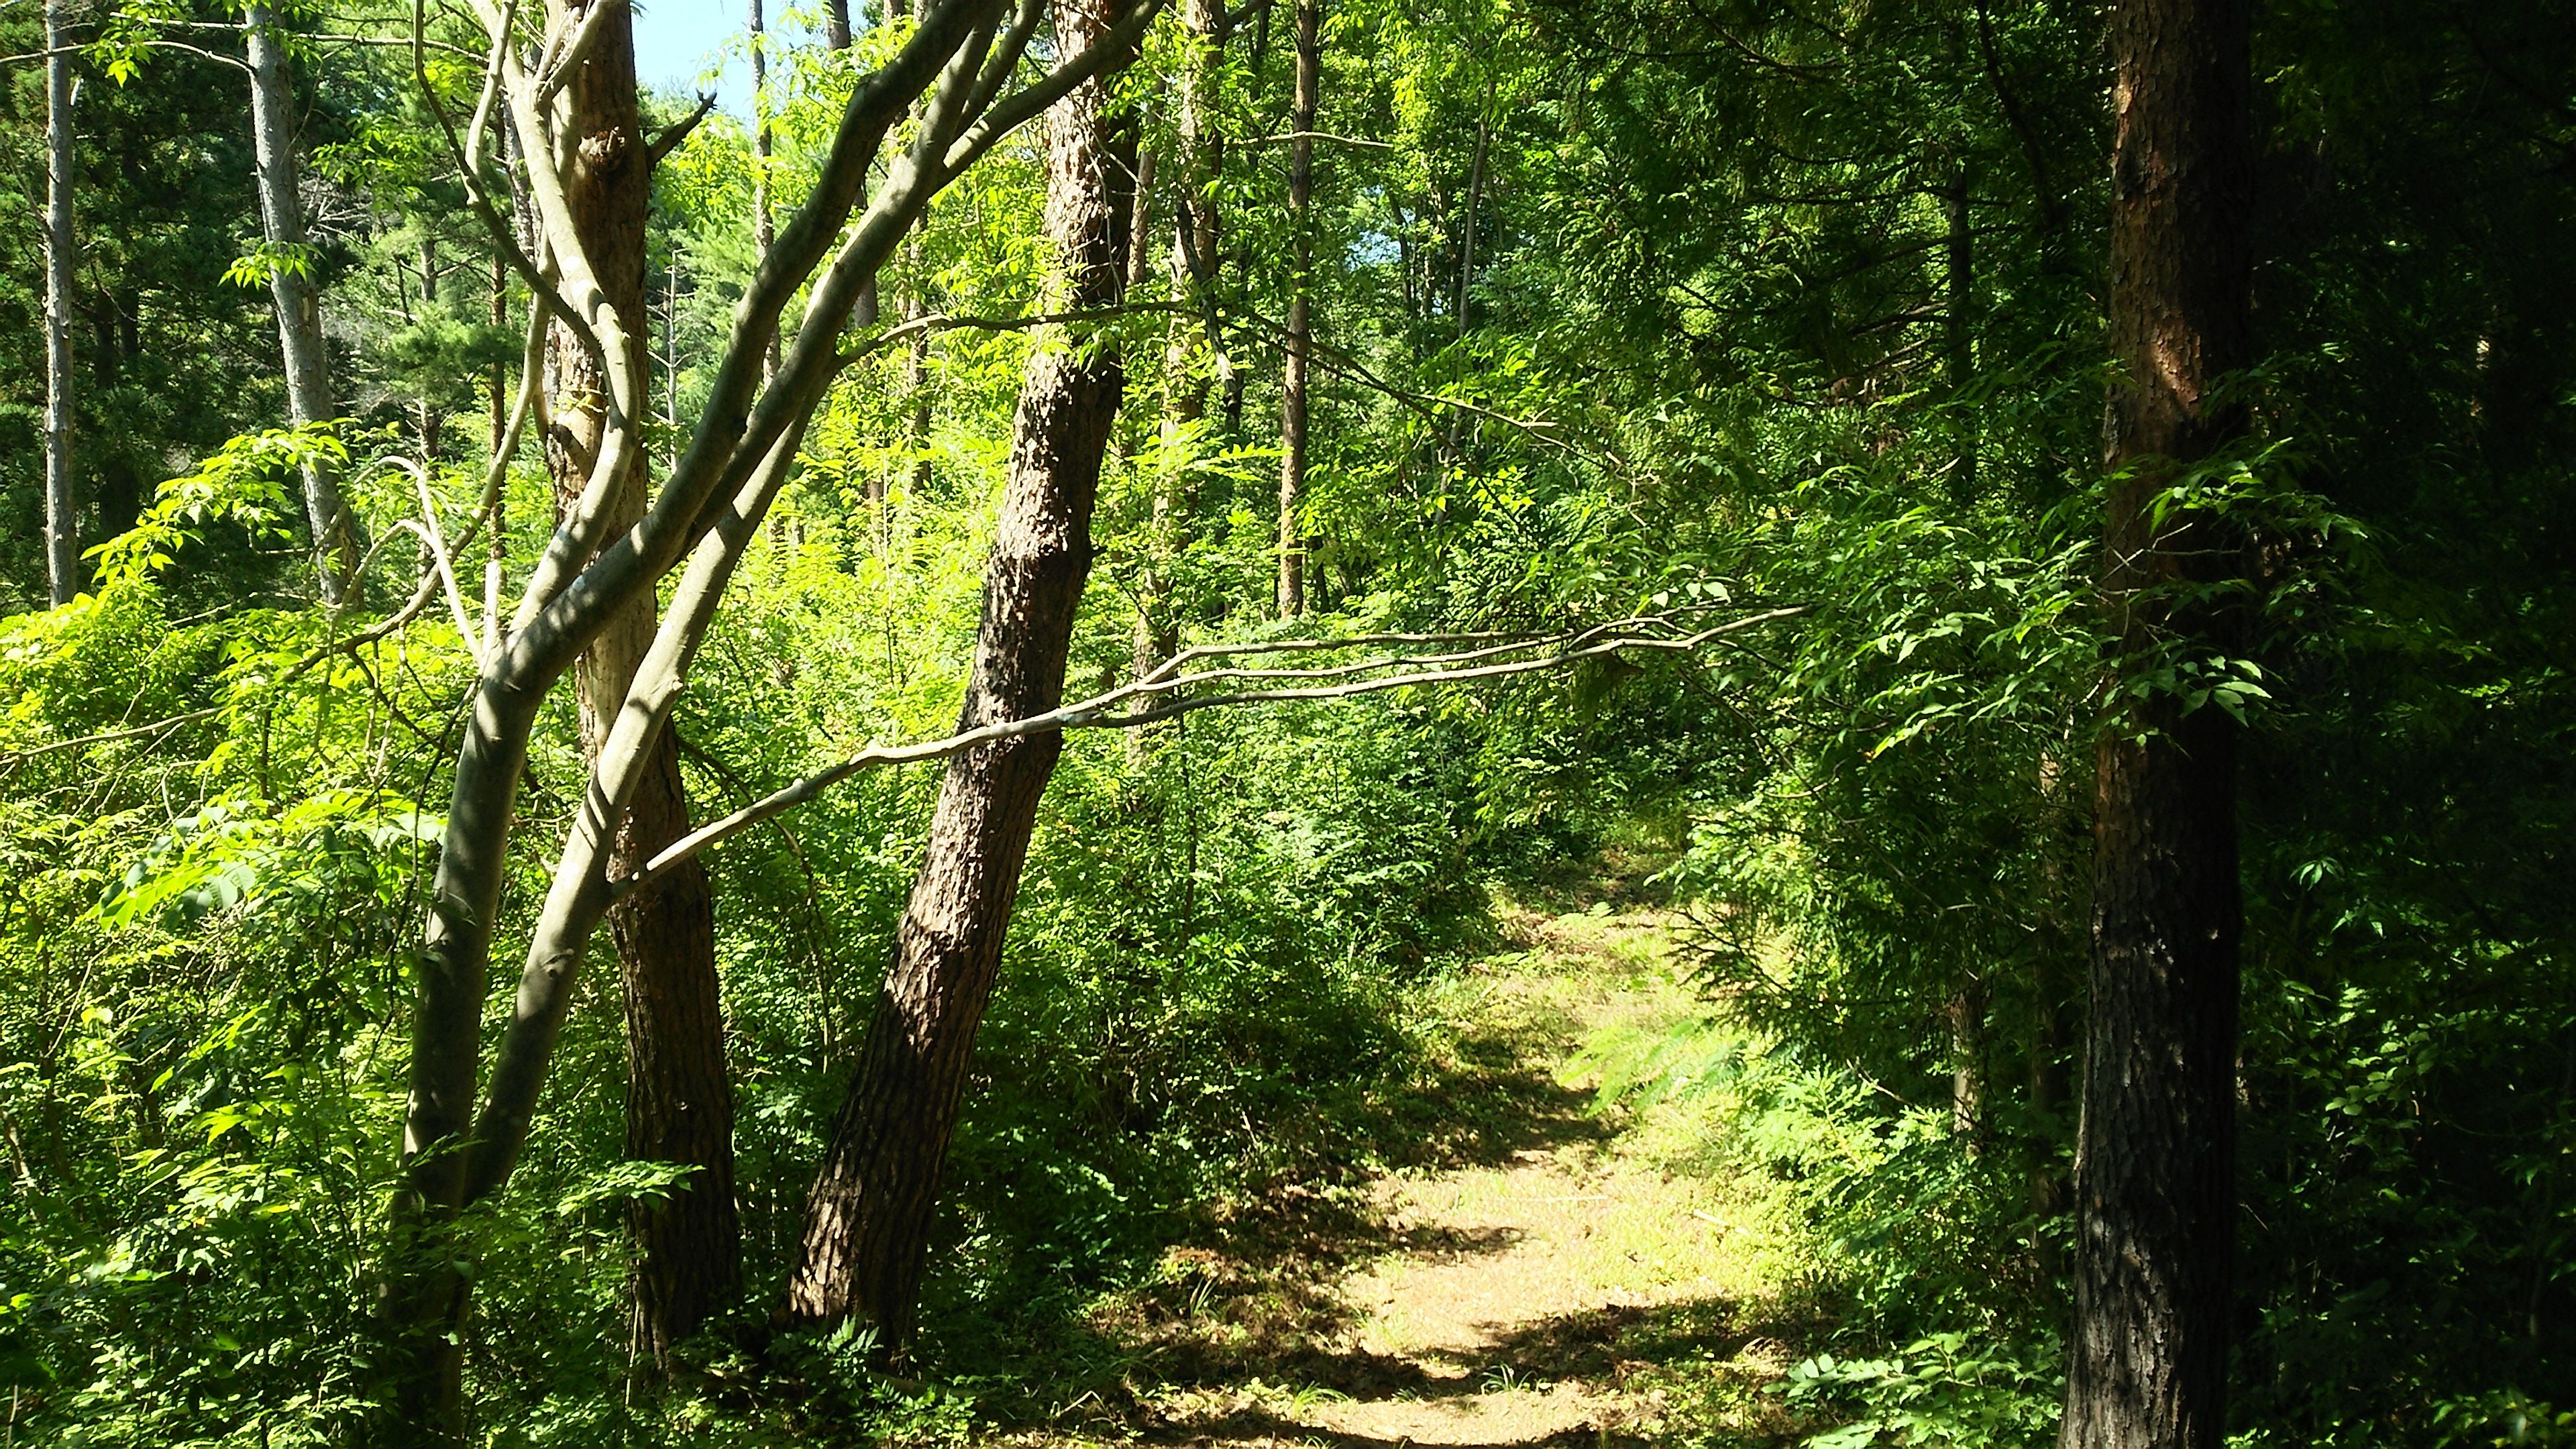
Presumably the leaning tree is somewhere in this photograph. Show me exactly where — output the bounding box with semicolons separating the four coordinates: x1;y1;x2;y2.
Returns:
376;0;1166;1432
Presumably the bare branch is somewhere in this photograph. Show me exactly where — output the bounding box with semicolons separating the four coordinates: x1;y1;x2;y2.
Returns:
619;604;1807;898
1238;129;1392;149
537;0;625;103
833;303;1171;365
646;91;718;168
1222;300;1567;449
962;0;1046;123
384;456;482;660
937;0;1169;179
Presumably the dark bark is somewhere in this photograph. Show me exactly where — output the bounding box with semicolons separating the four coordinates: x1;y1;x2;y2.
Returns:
1276;0;1318;619
783;0;1134;1353
541;0;738;1366
2062;1;2255;1446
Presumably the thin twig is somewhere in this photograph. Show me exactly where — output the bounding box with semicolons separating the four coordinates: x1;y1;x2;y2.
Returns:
1238;129;1393;149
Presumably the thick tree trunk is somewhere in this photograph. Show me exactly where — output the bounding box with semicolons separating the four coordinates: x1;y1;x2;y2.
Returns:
42;0;76;608
540;0;738;1366
2061;2;2254;1446
1276;0;1319;619
245;2;358;602
784;0;1134;1352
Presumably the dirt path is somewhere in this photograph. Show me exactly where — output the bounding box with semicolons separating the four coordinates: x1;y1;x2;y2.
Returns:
1052;906;1802;1449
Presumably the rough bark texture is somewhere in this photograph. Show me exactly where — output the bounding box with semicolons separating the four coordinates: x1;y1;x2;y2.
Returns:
43;0;76;608
541;0;739;1365
784;0;1134;1352
1276;0;1319;619
2061;2;2254;1446
245;2;358;602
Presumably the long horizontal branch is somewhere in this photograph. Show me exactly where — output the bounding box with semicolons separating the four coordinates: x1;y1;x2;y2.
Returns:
1239;129;1394;149
614;604;1804;900
833;305;1161;366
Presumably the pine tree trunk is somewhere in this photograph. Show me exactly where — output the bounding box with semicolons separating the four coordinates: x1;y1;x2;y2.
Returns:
1276;0;1319;620
2061;2;2255;1445
43;0;77;608
246;2;358;602
541;0;739;1366
784;0;1136;1354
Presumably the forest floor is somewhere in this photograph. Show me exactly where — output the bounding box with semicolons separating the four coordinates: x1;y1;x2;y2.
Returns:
1014;902;1819;1448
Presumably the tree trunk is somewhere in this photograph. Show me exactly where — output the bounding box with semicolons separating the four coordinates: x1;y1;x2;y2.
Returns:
374;3;1079;1432
2061;2;2254;1446
822;0;852;49
751;0;777;382
419;231;445;462
541;0;738;1367
246;1;359;602
784;0;1135;1353
1454;106;1486;343
486;250;508;656
42;0;76;608
1948;977;1986;1145
1945;162;1977;500
1276;0;1318;620
2029;747;2078;1267
1138;0;1226;674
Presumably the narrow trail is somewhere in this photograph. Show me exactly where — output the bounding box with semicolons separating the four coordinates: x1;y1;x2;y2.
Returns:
1039;905;1807;1449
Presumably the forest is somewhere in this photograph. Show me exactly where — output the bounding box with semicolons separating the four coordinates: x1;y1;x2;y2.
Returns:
1;0;2572;1443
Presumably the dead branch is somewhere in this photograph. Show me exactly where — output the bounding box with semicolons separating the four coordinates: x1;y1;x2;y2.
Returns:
615;603;1805;899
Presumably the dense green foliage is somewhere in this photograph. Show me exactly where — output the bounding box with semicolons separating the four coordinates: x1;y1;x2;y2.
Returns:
3;0;2573;1444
